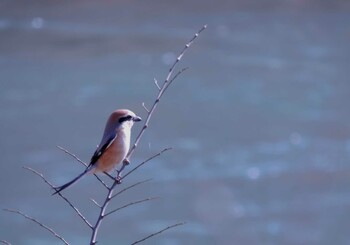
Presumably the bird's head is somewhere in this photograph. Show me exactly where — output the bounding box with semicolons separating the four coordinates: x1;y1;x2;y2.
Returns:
108;109;142;131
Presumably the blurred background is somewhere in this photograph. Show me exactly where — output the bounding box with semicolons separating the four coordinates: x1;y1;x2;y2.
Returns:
1;0;350;244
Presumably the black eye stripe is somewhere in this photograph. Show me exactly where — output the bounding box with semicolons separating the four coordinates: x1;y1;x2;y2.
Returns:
119;115;133;123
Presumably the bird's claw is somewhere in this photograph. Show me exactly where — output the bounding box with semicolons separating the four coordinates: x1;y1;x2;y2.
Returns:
123;158;130;165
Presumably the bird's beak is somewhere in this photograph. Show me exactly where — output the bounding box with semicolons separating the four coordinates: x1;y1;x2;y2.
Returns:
133;116;142;122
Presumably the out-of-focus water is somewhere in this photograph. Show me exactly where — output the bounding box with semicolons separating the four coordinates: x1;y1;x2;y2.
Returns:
1;1;350;244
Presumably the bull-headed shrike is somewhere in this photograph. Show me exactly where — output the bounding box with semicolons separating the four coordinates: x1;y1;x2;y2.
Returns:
53;109;142;195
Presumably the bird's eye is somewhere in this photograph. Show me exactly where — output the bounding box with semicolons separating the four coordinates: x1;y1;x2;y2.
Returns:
119;115;133;123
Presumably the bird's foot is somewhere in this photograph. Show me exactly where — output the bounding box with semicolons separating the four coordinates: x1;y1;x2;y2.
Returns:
123;158;130;165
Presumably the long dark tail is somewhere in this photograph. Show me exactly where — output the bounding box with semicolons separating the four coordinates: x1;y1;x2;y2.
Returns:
52;168;90;195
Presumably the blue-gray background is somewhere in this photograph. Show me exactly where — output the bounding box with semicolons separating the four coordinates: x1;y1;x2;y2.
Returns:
1;0;350;244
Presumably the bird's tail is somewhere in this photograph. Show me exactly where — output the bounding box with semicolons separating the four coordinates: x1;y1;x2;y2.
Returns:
52;167;92;195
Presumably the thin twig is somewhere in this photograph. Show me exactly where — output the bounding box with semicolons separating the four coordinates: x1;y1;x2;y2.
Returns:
154;78;161;90
142;102;150;113
111;178;152;200
56;146;88;167
165;67;189;91
90;198;102;208
130;222;186;245
121;148;172;180
104;197;158;217
24;166;53;188
3;209;70;245
24;166;93;229
164;25;207;92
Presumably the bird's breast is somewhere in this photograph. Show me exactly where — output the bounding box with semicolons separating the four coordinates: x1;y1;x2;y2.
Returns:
95;130;130;172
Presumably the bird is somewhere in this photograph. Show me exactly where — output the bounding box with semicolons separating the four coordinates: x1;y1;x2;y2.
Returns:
53;109;142;195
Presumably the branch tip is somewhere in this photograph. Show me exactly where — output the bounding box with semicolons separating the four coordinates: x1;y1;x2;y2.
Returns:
125;25;206;162
104;197;158;217
142;102;150;113
154;78;161;90
3;209;69;245
90;198;102;208
130;222;186;245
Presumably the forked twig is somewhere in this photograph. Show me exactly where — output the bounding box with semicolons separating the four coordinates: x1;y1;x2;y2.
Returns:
124;24;207;164
165;67;189;90
121;148;172;180
130;222;186;245
23;166;92;229
3;209;70;245
90;148;170;244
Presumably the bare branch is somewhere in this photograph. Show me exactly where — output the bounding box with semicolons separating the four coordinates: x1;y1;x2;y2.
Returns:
23;166;53;187
130;222;186;245
125;25;207;163
24;167;92;229
121;148;172;180
90;183;115;244
56;146;88;167
111;178;152;200
104;197;158;217
3;209;70;245
165;25;207;90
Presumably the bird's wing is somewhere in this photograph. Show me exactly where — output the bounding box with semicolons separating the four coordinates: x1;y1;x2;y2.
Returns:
89;131;117;166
